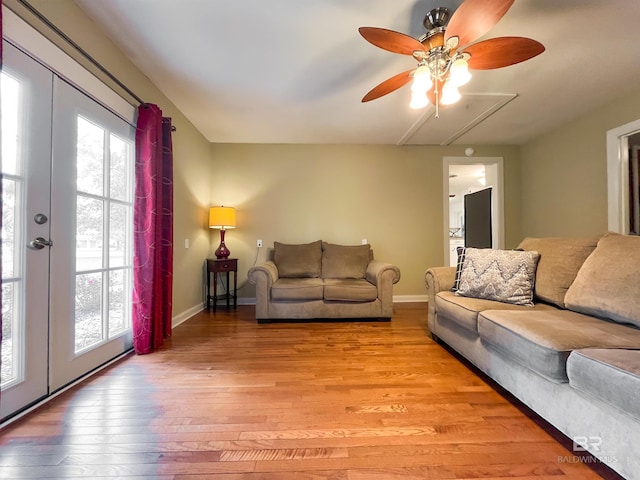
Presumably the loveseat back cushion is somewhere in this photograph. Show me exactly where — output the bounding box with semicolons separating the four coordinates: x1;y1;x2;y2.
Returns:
455;248;540;306
564;233;640;328
517;235;600;308
321;242;371;279
323;278;377;302
273;240;322;278
271;278;324;301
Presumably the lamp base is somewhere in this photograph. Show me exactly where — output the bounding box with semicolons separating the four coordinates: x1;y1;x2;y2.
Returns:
215;229;230;259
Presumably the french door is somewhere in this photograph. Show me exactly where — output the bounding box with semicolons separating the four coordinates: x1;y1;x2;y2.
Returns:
1;42;134;420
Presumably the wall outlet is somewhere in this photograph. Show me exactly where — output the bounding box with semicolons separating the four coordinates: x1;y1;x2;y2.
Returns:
361;239;367;245
257;239;263;248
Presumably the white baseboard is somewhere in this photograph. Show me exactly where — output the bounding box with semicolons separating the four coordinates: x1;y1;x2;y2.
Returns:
393;295;428;303
172;303;205;327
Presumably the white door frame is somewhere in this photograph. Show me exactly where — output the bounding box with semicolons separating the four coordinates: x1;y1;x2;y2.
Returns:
442;156;505;265
607;118;640;233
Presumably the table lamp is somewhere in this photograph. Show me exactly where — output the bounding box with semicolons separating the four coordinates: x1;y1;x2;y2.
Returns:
209;206;236;259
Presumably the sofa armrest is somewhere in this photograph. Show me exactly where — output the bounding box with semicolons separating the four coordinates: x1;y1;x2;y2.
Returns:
247;261;279;319
424;266;456;295
424;266;456;331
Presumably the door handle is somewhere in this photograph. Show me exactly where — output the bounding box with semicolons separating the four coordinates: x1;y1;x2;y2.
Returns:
28;237;54;250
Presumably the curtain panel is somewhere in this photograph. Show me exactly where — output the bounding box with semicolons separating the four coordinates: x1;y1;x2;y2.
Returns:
1;0;4;399
133;104;173;354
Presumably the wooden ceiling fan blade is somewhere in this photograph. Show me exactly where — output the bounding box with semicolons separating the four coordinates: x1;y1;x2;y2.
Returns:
362;69;415;102
359;27;424;56
445;0;515;50
464;37;545;70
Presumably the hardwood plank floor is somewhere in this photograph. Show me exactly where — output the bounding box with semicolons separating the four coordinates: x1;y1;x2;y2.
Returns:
0;303;622;479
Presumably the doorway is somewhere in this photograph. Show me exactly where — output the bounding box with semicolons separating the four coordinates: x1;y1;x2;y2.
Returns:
1;42;134;421
607;119;640;234
443;157;504;266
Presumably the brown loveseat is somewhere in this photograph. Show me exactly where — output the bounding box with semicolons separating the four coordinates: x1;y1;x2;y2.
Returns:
425;233;640;479
248;240;400;322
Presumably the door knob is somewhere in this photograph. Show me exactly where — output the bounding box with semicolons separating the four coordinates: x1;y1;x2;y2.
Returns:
28;237;53;250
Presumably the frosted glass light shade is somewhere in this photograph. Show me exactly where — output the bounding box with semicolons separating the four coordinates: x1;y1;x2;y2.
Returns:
449;58;471;87
411;65;433;92
440;82;461;105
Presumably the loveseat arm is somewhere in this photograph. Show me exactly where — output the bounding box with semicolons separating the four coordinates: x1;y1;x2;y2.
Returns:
424;266;456;330
366;261;401;318
247;261;279;319
366;260;401;287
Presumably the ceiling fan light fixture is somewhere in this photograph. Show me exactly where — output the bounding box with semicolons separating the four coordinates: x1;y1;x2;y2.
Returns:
449;57;471;87
410;91;430;110
411;65;433;92
440;81;461;105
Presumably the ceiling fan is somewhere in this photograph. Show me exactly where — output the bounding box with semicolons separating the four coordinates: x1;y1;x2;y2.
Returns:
359;0;544;115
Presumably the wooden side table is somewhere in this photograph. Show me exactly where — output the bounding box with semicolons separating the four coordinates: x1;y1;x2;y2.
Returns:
206;258;238;311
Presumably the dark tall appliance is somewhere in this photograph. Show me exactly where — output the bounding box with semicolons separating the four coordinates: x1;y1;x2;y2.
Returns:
464;187;492;248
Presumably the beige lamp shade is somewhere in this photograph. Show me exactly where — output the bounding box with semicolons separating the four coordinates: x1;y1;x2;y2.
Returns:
209;206;236;229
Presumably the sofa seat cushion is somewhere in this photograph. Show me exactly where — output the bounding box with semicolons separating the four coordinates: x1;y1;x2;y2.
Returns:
478;309;640;383
271;278;324;301
435;291;555;333
323;278;377;302
567;348;640;421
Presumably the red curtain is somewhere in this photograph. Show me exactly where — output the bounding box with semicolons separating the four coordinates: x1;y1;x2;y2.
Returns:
133;104;173;354
1;0;4;399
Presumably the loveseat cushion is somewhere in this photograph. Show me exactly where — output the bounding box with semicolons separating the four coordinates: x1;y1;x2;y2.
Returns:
271;278;324;301
435;291;555;333
567;348;640;421
273;240;322;278
564;233;640;328
323;278;377;302
517;235;600;308
321;242;371;279
478;309;640;383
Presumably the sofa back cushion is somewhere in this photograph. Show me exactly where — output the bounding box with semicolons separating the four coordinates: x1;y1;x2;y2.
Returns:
273;240;322;278
565;233;640;328
517;235;600;308
321;242;371;279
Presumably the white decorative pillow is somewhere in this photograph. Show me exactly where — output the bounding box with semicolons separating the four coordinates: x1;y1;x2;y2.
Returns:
456;248;540;306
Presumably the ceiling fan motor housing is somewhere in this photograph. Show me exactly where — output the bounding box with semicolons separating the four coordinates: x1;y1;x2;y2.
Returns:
423;7;450;30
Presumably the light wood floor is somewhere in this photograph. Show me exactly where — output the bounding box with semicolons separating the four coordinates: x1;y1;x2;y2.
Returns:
0;303;621;479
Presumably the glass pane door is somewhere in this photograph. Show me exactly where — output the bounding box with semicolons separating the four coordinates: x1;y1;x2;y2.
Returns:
0;42;53;420
49;77;134;392
1;42;135;420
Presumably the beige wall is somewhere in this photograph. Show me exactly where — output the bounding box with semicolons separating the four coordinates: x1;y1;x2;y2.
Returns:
520;85;640;238
9;0;214;318
211;143;521;298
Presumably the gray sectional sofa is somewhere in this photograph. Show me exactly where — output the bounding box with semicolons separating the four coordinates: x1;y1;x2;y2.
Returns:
425;233;640;479
248;240;400;322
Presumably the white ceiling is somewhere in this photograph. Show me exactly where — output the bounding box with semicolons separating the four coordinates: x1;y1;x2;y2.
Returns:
74;0;640;146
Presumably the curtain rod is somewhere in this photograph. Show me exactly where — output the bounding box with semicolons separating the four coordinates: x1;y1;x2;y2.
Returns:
17;0;148;106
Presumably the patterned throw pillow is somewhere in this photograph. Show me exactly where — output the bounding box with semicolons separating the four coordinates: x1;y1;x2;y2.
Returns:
451;246;466;292
455;248;540;306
